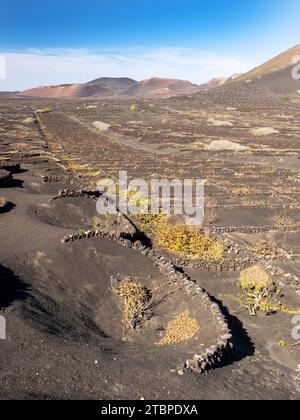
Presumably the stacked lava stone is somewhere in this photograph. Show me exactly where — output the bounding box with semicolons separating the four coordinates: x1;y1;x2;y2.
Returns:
0;168;13;212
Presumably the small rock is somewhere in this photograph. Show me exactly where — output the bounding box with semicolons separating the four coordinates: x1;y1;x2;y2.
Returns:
93;121;111;132
23;117;35;124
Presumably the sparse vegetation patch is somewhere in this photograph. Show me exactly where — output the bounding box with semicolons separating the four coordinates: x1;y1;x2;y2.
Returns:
251;240;278;256
235;266;283;316
272;213;296;230
112;277;152;330
261;167;278;174
157;311;199;346
41;107;52;114
134;211;169;236
81;171;101;178
157;223;224;260
233;187;255;196
68;162;87;171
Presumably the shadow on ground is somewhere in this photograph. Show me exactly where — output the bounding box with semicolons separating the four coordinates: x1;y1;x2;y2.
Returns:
212;296;255;365
0;264;30;308
0;202;16;214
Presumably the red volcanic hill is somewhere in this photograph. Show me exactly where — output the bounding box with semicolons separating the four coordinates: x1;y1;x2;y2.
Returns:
19;77;201;98
19;83;109;98
122;77;200;97
86;77;137;93
19;77;137;99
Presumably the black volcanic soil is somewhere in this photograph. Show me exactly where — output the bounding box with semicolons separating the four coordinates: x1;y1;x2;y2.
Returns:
0;94;300;400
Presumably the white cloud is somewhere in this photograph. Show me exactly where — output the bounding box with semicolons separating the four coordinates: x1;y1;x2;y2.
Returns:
0;55;6;80
0;47;257;91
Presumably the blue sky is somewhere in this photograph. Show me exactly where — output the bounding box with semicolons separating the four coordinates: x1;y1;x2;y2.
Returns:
0;0;299;90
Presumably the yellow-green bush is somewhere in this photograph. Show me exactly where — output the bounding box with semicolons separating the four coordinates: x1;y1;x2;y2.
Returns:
233;187;255;196
157;223;224;260
134;212;168;236
237;266;281;316
221;266;300;316
239;266;273;291
41;107;52;113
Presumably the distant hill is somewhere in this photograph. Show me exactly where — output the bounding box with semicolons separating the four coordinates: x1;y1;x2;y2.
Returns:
19;83;111;98
19;76;201;98
85;77;137;96
122;77;200;97
86;77;136;93
233;44;300;95
183;44;300;110
15;44;300;99
19;77;137;98
197;77;228;91
19;77;138;99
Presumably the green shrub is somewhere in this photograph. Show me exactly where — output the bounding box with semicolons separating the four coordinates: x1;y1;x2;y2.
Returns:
41;107;52;113
239;266;273;291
